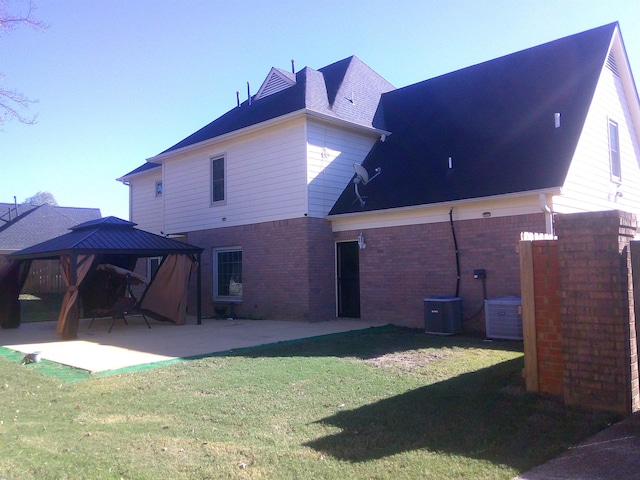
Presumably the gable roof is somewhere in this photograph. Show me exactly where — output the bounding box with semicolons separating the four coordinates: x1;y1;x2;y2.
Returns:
0;203;102;252
9;216;203;260
156;56;393;156
330;23;621;215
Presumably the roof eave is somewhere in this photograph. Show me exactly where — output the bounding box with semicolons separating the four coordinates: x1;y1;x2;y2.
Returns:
147;109;391;164
328;186;563;219
117;164;162;183
305;110;391;137
611;25;640;140
146;109;310;163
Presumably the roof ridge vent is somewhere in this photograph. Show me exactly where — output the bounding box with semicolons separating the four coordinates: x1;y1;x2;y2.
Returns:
255;67;296;100
606;52;619;77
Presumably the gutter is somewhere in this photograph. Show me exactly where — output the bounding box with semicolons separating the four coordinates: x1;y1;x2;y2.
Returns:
328;186;562;220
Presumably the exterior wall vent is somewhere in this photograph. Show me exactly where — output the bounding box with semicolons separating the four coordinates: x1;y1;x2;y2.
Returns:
255;67;296;100
484;296;523;340
606;52;620;77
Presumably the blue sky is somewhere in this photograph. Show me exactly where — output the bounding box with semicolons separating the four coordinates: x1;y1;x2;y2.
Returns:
1;0;639;220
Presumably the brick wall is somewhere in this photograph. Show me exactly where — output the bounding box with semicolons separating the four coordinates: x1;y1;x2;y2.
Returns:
555;210;639;414
187;217;335;321
531;240;563;395
335;212;546;330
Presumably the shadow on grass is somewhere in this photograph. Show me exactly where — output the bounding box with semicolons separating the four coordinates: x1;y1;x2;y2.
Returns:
303;357;620;471
237;326;523;361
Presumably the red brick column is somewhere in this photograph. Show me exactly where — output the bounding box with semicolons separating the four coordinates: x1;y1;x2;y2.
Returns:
532;240;563;395
555;210;639;414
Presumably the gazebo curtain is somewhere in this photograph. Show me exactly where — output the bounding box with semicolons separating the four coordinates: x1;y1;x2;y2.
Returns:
57;254;95;338
0;260;32;329
141;254;195;325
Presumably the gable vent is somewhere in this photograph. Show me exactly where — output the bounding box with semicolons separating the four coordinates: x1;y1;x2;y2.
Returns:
255;68;296;100
606;52;620;77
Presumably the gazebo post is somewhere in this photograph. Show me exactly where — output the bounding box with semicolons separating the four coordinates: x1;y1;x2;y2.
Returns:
196;252;202;325
61;253;79;340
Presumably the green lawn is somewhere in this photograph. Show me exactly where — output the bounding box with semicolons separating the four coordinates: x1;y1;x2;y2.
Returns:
19;293;65;323
0;329;619;479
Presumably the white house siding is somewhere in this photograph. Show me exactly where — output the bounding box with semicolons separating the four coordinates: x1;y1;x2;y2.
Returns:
554;55;640;216
161;117;308;234
306;119;380;218
129;168;164;235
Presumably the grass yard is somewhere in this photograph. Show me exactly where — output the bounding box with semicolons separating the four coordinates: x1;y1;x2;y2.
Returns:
18;293;65;323
0;329;620;479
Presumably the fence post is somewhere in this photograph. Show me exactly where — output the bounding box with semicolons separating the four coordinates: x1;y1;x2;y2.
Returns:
520;240;539;392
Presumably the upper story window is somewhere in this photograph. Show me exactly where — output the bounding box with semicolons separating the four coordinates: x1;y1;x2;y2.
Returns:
155;181;163;197
608;119;621;183
211;156;225;204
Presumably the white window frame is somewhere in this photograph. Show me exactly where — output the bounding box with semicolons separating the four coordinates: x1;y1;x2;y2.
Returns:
213;247;242;302
155;180;163;197
608;118;621;184
211;155;226;205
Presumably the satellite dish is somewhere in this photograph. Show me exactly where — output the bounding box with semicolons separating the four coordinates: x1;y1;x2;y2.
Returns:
353;163;381;206
354;163;370;184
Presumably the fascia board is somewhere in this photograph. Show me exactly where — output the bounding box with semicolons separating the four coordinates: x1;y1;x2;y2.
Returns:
327;187;562;220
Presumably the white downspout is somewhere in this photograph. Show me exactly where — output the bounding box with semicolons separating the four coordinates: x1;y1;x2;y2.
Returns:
539;194;553;235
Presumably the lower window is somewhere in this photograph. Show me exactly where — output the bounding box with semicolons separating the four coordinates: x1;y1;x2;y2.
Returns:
214;248;242;300
147;256;162;282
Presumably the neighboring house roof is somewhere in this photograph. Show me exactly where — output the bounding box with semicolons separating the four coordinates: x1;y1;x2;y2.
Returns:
10;216;203;260
330;23;621;215
0;203;102;253
0;202;37;227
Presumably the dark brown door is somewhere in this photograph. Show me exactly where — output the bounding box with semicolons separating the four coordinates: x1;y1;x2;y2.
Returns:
337;241;360;318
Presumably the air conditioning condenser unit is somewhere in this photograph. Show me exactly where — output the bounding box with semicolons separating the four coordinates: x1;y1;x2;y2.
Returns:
484;296;522;340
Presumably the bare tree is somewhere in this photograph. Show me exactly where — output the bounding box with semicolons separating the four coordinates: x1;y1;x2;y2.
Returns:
24;191;58;206
0;0;46;126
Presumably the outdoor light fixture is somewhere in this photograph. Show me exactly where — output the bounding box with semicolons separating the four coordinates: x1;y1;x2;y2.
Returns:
358;232;366;250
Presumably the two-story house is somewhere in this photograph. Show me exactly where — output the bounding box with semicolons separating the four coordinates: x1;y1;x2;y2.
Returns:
119;22;640;331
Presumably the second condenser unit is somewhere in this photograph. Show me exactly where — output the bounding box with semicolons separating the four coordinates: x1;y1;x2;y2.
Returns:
484;296;523;340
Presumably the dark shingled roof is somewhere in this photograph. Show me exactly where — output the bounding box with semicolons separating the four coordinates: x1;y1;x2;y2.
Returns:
158;56;393;155
330;23;618;215
121;56;394;176
10;216;203;260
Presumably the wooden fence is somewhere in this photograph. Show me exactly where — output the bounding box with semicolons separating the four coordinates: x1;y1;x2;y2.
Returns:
22;259;65;294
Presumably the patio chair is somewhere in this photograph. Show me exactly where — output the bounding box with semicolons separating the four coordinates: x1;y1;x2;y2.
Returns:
88;274;151;333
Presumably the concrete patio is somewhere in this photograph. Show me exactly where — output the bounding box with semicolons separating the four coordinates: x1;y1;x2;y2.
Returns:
1;315;386;373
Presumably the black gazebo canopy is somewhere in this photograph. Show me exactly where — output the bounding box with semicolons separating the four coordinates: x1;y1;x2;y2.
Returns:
1;217;203;338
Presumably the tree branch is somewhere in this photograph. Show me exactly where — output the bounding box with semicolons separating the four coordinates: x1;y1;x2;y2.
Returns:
0;86;38;125
0;0;46;125
0;0;47;33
